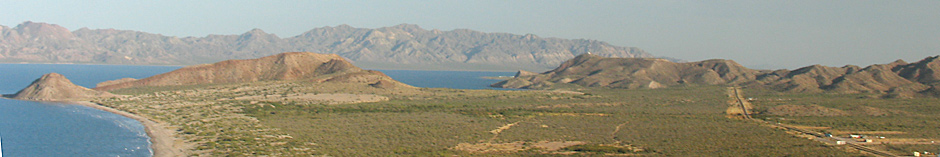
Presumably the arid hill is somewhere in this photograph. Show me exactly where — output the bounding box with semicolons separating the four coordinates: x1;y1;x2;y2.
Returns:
0;21;658;71
746;56;940;97
95;52;408;91
494;54;940;98
492;53;757;89
6;73;115;101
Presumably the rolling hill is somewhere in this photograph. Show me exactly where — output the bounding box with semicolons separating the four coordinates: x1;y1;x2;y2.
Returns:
94;52;408;91
494;54;940;98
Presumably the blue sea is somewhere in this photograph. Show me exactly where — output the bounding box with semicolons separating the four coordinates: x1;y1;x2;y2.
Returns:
0;64;514;156
0;64;179;157
378;70;515;90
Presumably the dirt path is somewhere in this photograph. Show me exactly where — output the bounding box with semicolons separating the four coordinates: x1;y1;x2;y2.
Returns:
488;120;524;142
726;88;897;157
72;101;191;157
610;122;627;144
727;87;752;119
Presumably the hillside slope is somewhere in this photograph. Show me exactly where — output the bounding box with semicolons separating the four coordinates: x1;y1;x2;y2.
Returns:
493;54;758;89
494;54;940;98
94;52;408;91
6;73;114;101
0;21;655;71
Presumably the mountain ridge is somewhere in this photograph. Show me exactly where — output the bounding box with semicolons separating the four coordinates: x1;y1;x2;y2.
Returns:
494;54;940;98
0;21;656;71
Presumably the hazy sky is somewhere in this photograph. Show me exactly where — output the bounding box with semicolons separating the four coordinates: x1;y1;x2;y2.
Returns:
2;0;937;69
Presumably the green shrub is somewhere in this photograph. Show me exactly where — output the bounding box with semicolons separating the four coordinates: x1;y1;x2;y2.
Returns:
563;144;631;153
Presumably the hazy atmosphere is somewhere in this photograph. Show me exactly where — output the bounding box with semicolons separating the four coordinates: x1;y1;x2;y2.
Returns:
4;1;940;156
2;0;937;69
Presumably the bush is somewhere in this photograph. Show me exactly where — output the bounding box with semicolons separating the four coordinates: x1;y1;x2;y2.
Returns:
563;144;631;153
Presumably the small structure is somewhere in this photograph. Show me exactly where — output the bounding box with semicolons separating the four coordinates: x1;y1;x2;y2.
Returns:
850;134;862;138
825;133;833;137
865;139;873;143
836;141;846;145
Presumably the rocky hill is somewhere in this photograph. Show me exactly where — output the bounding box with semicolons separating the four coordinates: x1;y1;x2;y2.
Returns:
94;52;407;91
492;54;757;89
494;54;940;98
6;73;115;101
0;21;655;71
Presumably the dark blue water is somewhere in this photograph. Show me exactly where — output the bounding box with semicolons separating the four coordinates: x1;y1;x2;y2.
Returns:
0;64;179;157
0;64;513;156
376;70;515;90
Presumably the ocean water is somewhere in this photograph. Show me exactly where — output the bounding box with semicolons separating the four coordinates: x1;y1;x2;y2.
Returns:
0;64;514;156
376;70;516;90
0;64;179;157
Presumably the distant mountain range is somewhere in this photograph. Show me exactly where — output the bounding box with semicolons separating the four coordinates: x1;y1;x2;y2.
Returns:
0;21;656;71
494;54;940;98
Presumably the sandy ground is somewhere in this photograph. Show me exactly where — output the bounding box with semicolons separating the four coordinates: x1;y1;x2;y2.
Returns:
71;101;190;157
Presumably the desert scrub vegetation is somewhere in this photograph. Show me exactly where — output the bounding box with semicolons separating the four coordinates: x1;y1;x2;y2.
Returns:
745;87;940;139
241;85;861;156
96;78;868;156
745;87;940;155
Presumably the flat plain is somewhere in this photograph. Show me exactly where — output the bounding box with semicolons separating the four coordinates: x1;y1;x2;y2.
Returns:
93;78;934;156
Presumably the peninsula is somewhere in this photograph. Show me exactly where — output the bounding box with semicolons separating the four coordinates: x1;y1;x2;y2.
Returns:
6;52;938;156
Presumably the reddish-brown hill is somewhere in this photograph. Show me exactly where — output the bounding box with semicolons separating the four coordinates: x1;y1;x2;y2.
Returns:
494;54;940;98
94;52;407;91
7;73;114;101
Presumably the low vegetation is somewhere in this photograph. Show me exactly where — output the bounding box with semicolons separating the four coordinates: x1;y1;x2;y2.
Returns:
94;79;877;156
746;87;940;156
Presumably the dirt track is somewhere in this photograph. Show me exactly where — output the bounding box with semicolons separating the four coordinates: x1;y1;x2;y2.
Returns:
727;87;897;157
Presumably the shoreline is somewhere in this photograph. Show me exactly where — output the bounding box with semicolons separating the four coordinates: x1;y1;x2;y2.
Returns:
70;101;189;157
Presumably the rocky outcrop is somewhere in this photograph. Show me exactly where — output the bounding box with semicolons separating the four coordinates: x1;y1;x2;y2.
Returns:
0;21;656;71
370;80;398;89
94;52;408;91
494;54;940;98
7;73;114;101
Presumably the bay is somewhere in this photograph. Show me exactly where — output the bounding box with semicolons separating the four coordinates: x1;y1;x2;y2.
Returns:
0;64;514;156
376;69;515;90
0;64;179;157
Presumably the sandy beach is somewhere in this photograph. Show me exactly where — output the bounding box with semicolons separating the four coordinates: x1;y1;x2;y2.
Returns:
71;101;190;157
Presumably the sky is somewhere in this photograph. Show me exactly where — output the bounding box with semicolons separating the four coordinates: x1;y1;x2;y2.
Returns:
1;0;938;70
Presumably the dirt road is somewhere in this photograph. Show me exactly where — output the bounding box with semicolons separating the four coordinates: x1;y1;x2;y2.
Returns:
728;87;897;157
